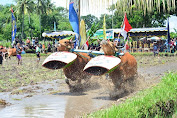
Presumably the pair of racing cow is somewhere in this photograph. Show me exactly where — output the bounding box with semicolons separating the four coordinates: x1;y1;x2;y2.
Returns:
50;39;137;97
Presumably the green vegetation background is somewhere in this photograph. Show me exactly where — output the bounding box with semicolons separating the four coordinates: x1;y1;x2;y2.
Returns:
0;0;177;44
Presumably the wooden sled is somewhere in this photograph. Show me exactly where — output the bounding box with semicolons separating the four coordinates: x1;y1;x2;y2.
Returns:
42;52;77;70
83;55;121;76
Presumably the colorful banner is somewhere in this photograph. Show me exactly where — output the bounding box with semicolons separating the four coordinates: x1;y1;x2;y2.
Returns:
80;19;86;48
69;0;80;48
121;13;132;40
11;8;17;43
103;15;106;40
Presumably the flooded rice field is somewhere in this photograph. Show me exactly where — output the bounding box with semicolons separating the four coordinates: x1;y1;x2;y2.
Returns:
0;55;177;118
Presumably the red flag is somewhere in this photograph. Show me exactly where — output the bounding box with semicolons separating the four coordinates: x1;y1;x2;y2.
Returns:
11;6;14;13
121;13;132;40
84;40;89;50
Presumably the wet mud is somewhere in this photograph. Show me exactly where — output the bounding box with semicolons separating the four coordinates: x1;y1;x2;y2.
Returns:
0;56;177;118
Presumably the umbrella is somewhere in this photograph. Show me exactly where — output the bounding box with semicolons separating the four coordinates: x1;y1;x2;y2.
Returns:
147;36;161;41
139;37;146;41
42;31;77;39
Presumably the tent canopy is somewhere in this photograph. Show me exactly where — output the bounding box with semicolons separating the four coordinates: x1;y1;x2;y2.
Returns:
42;31;77;39
148;36;161;41
92;27;168;39
128;27;167;37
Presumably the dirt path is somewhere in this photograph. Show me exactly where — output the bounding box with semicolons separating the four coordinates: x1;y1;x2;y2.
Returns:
0;56;176;118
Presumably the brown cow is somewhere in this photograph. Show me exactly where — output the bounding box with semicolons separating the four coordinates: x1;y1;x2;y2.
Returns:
0;47;8;61
7;48;17;59
58;39;92;92
100;40;137;98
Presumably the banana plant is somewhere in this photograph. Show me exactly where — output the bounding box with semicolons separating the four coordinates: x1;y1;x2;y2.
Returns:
87;22;100;38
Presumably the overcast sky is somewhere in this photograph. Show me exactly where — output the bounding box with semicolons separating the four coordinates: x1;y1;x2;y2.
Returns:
0;0;176;32
52;0;177;32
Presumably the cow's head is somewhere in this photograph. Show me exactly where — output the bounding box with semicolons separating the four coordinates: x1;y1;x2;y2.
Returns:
58;39;75;51
100;40;116;55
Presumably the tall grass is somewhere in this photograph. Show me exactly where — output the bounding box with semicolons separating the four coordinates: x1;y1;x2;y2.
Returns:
88;72;177;118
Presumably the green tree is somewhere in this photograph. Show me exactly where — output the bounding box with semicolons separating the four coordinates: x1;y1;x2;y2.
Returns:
35;0;54;38
81;14;99;30
35;0;47;38
0;5;13;41
98;14;112;29
15;0;34;39
108;4;170;29
170;28;177;38
0;4;73;42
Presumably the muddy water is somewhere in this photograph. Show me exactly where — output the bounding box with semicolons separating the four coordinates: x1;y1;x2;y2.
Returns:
0;78;114;118
0;95;67;118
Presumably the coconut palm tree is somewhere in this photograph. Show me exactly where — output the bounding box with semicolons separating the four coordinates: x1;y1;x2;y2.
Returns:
45;0;54;14
15;0;35;39
35;0;53;38
35;0;46;38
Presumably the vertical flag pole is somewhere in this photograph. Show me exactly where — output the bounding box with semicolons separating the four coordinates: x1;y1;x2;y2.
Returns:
54;21;57;43
11;7;17;46
78;0;81;48
103;14;107;40
116;13;125;46
167;17;171;52
120;13;132;53
54;21;57;52
112;0;113;29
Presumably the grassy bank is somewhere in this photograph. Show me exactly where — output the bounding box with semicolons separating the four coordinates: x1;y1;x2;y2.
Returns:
88;72;177;118
21;53;50;57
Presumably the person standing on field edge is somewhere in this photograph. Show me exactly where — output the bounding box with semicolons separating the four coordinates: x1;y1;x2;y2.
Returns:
32;37;35;47
36;44;41;63
0;51;3;65
26;37;30;46
42;44;45;53
16;43;22;65
153;42;159;57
